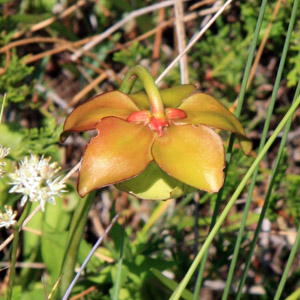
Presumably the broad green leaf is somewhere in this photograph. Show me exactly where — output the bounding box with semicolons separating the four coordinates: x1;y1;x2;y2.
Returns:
0;123;24;155
152;124;225;192
177;93;252;154
23;203;43;259
41;222;68;280
43;193;72;231
41;222;100;280
61;91;140;142
117;162;195;200
78;117;154;196
128;84;196;110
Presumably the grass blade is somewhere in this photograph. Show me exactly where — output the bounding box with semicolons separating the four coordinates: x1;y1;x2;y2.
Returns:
193;0;268;298
169;95;300;300
274;225;300;300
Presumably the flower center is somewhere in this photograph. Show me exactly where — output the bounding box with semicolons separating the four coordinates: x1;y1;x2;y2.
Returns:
127;108;187;137
119;66;187;136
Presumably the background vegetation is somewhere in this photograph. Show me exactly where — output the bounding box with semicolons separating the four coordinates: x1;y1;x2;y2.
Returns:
0;0;299;299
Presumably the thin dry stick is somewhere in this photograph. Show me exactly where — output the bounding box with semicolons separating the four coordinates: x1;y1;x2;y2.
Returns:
70;0;175;61
13;0;88;39
77;65;103;94
200;0;222;28
174;0;189;84
35;84;70;111
0;262;46;269
23;40;95;65
155;0;232;84
70;286;97;300
70;72;108;106
108;7;221;55
247;0;282;90
0;204;41;252
0;37;67;53
152;8;165;77
189;0;216;11
62;213;120;300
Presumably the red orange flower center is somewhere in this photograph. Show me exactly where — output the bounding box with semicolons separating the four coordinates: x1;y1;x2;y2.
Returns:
127;108;187;137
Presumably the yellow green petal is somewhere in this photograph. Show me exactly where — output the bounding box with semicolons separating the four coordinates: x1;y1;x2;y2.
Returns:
61;91;140;142
177;93;252;154
117;161;195;200
152;124;225;193
128;84;196;110
78;117;154;197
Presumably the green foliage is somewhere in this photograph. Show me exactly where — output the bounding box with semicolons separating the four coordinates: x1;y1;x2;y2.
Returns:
287;28;300;87
266;149;288;222
286;176;300;226
113;42;151;67
0;117;62;161
0;52;34;103
1;0;299;299
23;117;63;157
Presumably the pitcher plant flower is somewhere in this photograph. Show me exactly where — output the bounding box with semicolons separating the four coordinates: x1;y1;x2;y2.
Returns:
61;65;251;199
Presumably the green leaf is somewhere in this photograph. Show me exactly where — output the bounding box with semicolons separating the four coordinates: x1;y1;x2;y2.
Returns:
23;203;43;259
0;123;24;155
41;222;68;280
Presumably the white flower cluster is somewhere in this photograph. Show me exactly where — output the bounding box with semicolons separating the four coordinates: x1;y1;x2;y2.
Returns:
0;205;17;229
0;145;10;178
9;155;67;212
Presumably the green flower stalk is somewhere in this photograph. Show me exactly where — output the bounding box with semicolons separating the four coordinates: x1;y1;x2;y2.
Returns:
6;202;32;300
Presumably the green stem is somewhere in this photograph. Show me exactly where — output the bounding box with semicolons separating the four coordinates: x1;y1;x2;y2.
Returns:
193;139;234;299
6;201;32;300
274;225;300;300
112;226;125;300
119;65;165;118
57;191;95;298
0;93;7;124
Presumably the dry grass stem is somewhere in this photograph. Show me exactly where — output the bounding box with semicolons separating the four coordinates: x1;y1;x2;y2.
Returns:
174;0;189;84
70;286;97;300
70;0;175;61
155;0;233;84
229;0;282;113
77;65;103;94
13;0;89;39
152;8;165;77
70;73;108;106
189;0;217;11
35;84;70;111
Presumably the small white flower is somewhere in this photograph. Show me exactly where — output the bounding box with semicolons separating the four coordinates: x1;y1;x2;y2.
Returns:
0;145;10;178
0;205;17;229
8;155;67;212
